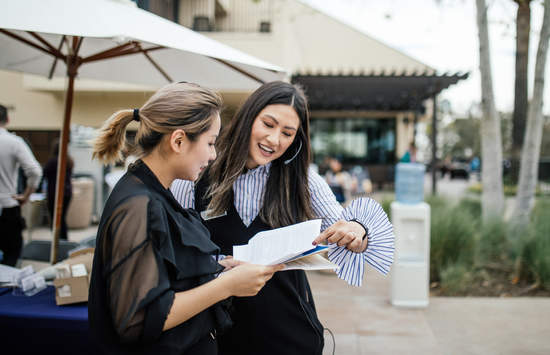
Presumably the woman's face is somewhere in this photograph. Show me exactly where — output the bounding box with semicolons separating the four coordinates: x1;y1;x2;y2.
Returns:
179;114;221;181
246;104;300;169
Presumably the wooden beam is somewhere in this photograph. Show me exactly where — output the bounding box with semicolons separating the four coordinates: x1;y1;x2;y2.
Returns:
0;29;64;59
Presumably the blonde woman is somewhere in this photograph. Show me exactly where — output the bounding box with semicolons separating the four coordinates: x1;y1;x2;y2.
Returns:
88;82;282;355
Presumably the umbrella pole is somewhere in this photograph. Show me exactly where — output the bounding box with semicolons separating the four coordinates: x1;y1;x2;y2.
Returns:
50;58;77;264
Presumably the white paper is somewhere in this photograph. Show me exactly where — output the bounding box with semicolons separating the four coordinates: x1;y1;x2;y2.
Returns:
233;219;326;266
0;264;20;283
70;264;88;277
283;254;338;271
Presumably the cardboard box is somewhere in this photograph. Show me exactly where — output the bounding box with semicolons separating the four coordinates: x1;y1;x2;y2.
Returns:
53;248;94;306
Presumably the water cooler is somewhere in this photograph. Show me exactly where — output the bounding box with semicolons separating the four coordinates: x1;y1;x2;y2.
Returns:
390;163;431;307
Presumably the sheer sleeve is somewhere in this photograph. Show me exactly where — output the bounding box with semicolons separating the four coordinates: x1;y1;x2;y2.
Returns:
101;195;174;344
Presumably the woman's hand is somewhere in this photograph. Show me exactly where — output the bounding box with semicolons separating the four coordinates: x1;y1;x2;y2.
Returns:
218;256;242;271
164;262;283;331
312;220;367;253
219;263;284;297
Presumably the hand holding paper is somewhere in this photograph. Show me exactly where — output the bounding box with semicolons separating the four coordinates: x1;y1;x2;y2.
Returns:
232;220;337;271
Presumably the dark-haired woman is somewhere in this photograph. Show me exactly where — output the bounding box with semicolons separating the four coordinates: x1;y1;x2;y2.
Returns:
171;81;394;355
88;82;282;355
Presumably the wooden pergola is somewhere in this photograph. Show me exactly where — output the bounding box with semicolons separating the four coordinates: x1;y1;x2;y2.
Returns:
292;71;469;193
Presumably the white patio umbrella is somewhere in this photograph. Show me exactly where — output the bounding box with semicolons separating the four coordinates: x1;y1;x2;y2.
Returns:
0;0;285;263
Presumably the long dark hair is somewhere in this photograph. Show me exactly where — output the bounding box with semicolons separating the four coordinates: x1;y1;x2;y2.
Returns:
206;81;314;228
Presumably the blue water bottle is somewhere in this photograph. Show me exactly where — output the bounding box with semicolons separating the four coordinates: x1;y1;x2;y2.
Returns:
395;163;425;204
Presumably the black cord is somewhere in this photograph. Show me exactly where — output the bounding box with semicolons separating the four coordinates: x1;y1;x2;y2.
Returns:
324;327;335;355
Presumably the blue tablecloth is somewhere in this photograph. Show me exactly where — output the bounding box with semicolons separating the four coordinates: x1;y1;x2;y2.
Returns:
0;286;97;354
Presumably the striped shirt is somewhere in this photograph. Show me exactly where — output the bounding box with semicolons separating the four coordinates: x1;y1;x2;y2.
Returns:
171;163;394;287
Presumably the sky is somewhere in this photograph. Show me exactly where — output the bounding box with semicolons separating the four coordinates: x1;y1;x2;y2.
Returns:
303;0;548;116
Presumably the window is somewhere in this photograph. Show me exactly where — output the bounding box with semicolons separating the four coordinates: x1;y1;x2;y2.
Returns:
310;118;396;165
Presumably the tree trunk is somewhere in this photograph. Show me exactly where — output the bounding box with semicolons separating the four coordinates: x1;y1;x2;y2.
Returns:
511;1;531;172
476;0;505;220
513;0;550;224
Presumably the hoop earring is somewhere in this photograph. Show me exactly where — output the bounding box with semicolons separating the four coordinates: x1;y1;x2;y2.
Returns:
284;140;302;165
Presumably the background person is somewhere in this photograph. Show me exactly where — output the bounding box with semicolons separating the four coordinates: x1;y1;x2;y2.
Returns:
400;142;417;163
324;156;353;203
88;83;282;355
0;104;42;266
350;164;373;196
42;139;73;240
171;81;394;355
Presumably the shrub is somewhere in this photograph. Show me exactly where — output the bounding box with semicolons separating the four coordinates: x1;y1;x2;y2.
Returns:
421;195;550;295
475;215;510;267
456;198;482;222
467;183;547;197
380;197;393;220
440;263;473;295
521;199;550;289
428;198;476;282
425;194;447;212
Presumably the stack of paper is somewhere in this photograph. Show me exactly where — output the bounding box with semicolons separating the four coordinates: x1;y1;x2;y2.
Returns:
233;219;337;271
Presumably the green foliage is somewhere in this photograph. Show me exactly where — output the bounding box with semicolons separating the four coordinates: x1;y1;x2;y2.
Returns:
440;116;481;159
456;198;482;220
475;215;510;266
380;198;392;220
467;182;547;197
428;197;476;282
428;196;550;294
520;198;550;289
425;194;448;213
440;263;473;295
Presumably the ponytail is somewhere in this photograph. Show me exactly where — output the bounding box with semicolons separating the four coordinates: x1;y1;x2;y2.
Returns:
92;109;135;164
92;82;222;165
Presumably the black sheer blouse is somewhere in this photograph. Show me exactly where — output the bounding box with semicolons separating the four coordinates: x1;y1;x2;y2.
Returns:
89;160;231;355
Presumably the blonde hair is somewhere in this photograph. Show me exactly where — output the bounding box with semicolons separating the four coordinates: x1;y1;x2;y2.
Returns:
93;82;222;164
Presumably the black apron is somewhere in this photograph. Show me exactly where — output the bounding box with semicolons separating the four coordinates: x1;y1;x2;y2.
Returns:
195;179;324;355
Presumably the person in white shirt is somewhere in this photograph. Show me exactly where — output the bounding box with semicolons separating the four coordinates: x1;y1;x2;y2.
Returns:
0;104;42;266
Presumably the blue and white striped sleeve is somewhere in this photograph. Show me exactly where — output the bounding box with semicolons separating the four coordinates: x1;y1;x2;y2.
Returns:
170;179;195;209
308;169;394;287
341;198;394;280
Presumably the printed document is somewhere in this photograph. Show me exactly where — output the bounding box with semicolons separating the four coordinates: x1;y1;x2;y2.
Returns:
233;219;337;270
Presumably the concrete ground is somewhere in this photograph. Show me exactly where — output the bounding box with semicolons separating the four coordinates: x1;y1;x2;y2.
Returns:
309;269;550;355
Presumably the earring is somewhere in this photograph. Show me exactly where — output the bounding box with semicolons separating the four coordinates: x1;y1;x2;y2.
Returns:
284;140;302;165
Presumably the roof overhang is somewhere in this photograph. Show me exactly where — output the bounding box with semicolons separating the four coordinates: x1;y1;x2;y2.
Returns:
292;71;469;111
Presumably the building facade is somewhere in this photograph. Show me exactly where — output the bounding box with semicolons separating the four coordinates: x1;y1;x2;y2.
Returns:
176;0;466;184
1;0;466;186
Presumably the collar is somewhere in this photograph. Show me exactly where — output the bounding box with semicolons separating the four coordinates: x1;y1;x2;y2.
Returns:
243;162;271;177
128;159;186;213
0;127;7;134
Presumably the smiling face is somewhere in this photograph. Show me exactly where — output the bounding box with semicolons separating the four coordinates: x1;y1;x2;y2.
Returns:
245;104;300;169
178;114;221;181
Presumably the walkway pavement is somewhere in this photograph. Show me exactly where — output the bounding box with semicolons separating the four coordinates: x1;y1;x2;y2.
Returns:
308;269;550;355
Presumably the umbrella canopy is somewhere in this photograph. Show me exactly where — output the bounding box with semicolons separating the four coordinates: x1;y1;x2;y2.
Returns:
0;0;286;263
0;0;284;90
